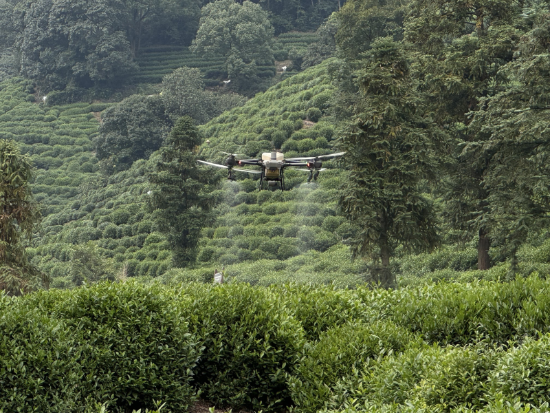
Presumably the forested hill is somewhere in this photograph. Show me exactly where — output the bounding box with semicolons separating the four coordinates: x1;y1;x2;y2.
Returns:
0;0;339;94
4;0;550;292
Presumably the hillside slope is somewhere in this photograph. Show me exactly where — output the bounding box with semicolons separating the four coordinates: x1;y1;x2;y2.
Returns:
4;60;365;287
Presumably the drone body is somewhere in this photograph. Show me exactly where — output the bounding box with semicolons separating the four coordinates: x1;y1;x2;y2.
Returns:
198;150;344;190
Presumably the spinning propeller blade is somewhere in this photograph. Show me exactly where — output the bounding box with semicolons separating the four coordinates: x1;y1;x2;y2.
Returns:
197;160;228;169
286;152;346;161
233;168;262;174
293;168;326;172
221;152;245;156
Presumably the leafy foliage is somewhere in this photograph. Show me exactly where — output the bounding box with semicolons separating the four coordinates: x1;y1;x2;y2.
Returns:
191;0;275;94
339;38;440;287
27;282;201;412
148;117;220;267
289;321;416;413
95;95;172;172
181;282;305;411
0;139;45;294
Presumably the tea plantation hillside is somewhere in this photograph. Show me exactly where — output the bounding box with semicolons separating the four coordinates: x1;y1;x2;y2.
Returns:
0;78;108;220
4;61;550;288
199;59;337;159
13;60;367;287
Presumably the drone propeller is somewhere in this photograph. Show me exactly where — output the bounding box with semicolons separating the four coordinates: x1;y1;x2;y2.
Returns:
293;168;327;172
286;151;346;161
221;152;245;157
197;160;228;169
233;167;262;174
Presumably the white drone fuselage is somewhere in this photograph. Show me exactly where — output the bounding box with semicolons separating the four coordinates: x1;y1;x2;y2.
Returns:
262;152;284;180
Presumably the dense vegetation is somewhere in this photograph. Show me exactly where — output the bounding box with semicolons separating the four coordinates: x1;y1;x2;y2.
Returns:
4;0;550;410
3;280;550;412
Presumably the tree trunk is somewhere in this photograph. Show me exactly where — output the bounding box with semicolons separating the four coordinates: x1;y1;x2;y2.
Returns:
478;229;491;270
379;238;395;289
476;7;485;35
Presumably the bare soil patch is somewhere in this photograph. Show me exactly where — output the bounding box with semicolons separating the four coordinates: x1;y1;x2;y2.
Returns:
275;60;293;74
302;120;316;129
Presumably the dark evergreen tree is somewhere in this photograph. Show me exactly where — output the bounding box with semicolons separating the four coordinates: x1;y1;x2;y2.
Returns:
339;38;440;288
467;5;550;271
147;116;220;267
0;139;46;295
302;15;338;70
404;0;525;269
332;0;408;123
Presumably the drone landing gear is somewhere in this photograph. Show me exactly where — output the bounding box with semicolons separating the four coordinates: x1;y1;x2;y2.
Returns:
306;170;320;183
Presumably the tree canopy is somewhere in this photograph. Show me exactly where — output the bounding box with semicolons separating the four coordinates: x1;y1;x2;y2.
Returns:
147;116;220;267
191;0;274;93
339;38;440;288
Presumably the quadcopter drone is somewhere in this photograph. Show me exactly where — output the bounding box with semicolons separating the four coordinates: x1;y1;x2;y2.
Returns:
197;151;345;190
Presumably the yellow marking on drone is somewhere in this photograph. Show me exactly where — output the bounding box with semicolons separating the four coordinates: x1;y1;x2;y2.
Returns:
266;168;279;179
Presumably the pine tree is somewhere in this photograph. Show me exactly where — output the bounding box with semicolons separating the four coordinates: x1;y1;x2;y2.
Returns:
0;139;45;295
339;38;440;288
147;116;220;267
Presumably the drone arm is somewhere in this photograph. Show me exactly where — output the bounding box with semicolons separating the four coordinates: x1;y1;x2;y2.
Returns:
283;162;309;168
238;160;261;166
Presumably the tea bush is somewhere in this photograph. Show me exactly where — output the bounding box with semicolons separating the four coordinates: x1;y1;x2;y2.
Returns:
181;283;305;411
274;284;372;341
0;296;88;412
488;334;550;405
26;282;201;413
383;276;550;346
288;321;417;413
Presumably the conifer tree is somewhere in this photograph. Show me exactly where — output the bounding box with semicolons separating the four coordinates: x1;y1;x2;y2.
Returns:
339;38;440;288
0;139;45;295
467;6;550;270
148;116;219;267
404;0;524;269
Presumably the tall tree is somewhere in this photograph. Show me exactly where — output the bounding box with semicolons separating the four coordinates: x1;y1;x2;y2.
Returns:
191;0;274;93
160;66;217;124
339;38;440;288
147;116;220;267
1;0;136;91
94;94;172;173
332;0;409;122
404;0;524;269
467;5;550;270
0;139;46;295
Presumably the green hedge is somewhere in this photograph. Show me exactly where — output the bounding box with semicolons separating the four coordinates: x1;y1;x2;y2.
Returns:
181;283;305;411
288;321;417;413
22;282;200;412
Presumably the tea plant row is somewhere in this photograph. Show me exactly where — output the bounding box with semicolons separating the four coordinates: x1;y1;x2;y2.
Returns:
4;279;550;412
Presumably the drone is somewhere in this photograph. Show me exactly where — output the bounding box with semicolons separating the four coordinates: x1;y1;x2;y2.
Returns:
197;151;345;190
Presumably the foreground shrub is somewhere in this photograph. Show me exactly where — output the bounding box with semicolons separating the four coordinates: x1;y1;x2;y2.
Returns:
488;334;550;405
328;343;441;409
385;276;550;346
181;283;305;411
288;321;416;413
30;282;200;413
416;345;500;411
0;295;90;412
274;284;371;341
